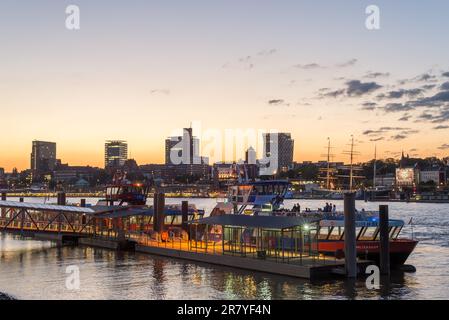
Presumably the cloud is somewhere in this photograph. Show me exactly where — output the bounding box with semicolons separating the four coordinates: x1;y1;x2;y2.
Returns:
377;88;424;100
268;99;289;106
419;108;449;123
383;103;414;113
320;89;346;98
381;89;449;115
224;49;277;70
413;90;449;107
416;73;437;82
365;72;390;79
370;137;385;142
337;59;357;68
442;72;449;78
150;89;170;95
361;102;377;110
346;80;382;96
438;144;449;150
391;134;407;141
293;63;324;70
398;114;411;121
440;82;449;91
434;125;449;130
362;126;418;141
422;84;437;90
257;48;277;56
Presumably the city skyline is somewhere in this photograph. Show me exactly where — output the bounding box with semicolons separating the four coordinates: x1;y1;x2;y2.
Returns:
2;1;449;171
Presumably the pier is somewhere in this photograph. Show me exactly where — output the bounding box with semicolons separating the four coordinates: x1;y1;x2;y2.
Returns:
0;194;378;280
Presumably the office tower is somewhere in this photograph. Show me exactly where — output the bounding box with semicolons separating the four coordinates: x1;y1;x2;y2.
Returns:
30;140;57;173
262;133;294;174
105;140;128;168
165;128;199;165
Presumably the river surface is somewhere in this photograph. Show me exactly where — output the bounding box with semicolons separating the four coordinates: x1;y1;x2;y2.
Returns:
0;198;448;300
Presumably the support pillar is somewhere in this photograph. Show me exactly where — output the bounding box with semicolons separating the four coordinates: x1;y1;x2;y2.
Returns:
379;205;390;275
156;193;165;233
181;201;189;233
344;192;357;278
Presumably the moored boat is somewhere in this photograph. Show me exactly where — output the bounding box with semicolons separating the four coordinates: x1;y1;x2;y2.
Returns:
208;180;418;266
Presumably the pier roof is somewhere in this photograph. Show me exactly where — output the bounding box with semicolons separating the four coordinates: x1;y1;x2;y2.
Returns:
189;214;319;230
0;200;95;214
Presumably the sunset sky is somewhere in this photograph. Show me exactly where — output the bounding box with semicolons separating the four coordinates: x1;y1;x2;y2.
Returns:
1;0;449;171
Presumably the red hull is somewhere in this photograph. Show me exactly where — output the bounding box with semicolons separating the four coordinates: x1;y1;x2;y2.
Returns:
318;239;418;265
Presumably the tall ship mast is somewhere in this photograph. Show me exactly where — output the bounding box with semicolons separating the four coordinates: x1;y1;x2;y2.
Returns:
318;138;337;190
340;135;364;192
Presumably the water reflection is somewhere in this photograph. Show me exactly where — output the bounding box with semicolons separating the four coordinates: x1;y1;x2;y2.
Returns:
1;198;449;299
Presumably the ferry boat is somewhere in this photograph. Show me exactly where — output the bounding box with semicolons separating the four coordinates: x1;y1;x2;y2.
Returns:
316;212;417;265
209;180;418;266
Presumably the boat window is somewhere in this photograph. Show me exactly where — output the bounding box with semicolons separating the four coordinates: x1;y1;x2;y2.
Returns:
361;226;377;240
391;226;402;239
389;227;398;239
328;227;341;240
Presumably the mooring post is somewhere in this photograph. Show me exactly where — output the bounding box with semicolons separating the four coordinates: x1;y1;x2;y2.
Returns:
181;200;189;234
1;193;6;218
156;193;165;234
153;192;159;235
379;205;390;275
19;197;24;202
344;192;357;278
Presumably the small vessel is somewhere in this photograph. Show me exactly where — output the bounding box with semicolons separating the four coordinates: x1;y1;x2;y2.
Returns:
208;180;418;266
316;212;418;265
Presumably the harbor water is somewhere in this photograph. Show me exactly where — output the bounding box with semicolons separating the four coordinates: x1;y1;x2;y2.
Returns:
0;198;448;300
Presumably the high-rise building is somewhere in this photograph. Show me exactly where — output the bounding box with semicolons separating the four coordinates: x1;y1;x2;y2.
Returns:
30;140;57;173
105;140;128;168
262;133;294;175
165;128;202;165
245;146;257;165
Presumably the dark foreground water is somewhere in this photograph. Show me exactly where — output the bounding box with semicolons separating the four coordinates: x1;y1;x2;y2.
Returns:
0;198;448;300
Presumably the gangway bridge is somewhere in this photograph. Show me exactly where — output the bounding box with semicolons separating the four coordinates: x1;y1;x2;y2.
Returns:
0;195;201;245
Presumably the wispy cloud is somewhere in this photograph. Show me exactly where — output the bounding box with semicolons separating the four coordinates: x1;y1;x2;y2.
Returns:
377;88;424;100
336;59;357;68
362;126;419;141
361;102;377;110
293;63;324;70
365;72;390;79
438;144;449;150
268;99;289;106
434;125;449;130
150;89;170;95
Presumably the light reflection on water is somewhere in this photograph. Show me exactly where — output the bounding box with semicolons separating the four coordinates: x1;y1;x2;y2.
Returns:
0;198;448;300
